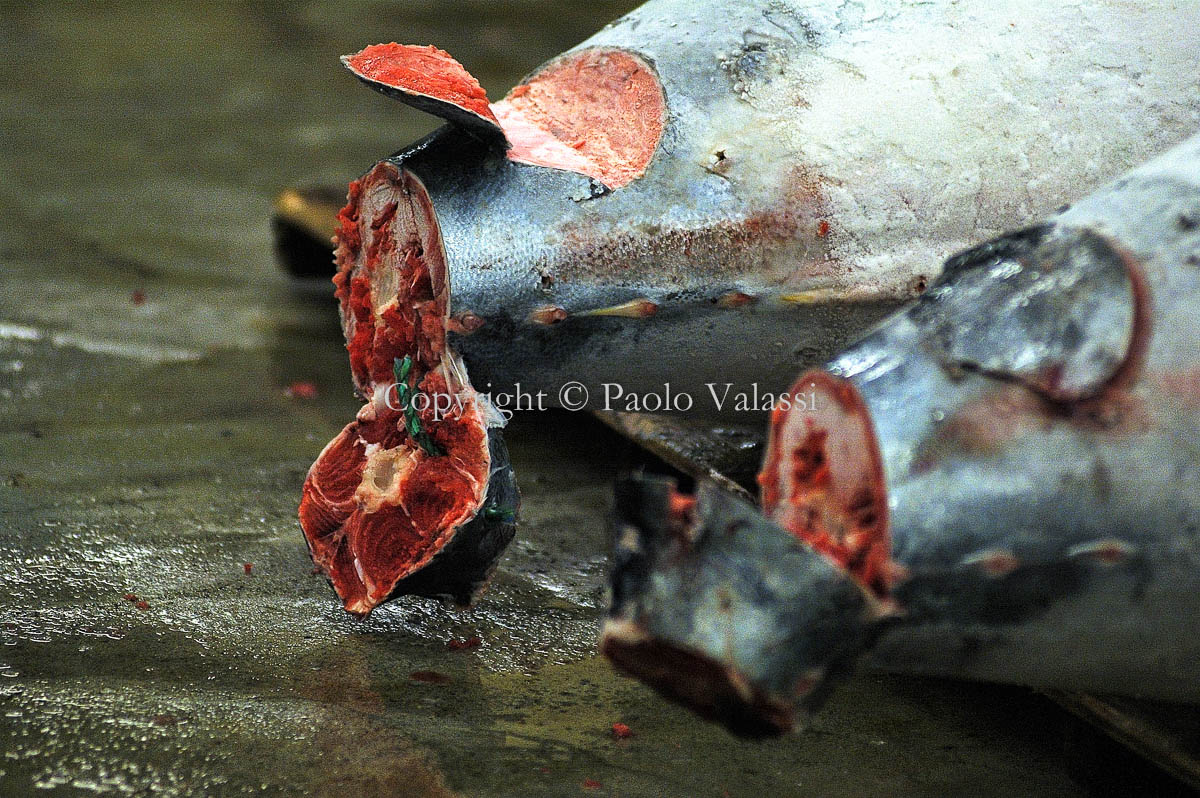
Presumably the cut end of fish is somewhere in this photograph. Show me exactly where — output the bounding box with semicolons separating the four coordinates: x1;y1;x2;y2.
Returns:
759;371;894;597
899;224;1156;473
341;44;508;148
602;475;878;738
299;164;517;616
920;226;1151;403
493;48;665;189
343;42;665;189
600;618;798;738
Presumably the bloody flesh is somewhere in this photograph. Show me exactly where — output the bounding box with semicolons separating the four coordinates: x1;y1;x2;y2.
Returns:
343;42;665;190
342;44;499;128
299;164;498;617
493;49;665;188
758;372;892;596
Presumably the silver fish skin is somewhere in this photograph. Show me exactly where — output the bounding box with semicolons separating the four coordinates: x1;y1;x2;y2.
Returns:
601;132;1200;736
348;0;1200;409
604;475;879;738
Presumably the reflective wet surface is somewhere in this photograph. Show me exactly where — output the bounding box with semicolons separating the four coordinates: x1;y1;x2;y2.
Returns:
1;2;1086;795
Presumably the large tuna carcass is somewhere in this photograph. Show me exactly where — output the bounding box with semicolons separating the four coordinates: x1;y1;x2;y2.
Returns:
602;132;1200;737
300;0;1200;616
